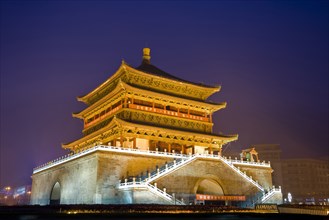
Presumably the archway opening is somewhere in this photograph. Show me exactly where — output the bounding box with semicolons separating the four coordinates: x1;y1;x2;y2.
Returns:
196;179;225;205
197;179;224;195
49;182;61;205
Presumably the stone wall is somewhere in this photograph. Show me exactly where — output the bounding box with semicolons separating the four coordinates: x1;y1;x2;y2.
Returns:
236;165;273;190
152;158;263;198
31;153;98;205
31;151;172;205
31;151;274;205
95;151;171;204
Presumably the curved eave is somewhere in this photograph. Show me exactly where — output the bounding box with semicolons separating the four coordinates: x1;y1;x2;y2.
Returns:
73;80;226;120
77;61;128;104
217;134;239;143
116;118;238;143
115;118;238;143
62;117;238;150
122;81;226;112
62;116;121;150
124;64;221;95
72;112;84;119
72;80;126;119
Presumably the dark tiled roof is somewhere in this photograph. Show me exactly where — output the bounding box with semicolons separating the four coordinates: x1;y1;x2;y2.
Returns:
135;61;217;88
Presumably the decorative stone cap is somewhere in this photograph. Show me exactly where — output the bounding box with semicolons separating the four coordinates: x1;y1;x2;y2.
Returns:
143;48;151;64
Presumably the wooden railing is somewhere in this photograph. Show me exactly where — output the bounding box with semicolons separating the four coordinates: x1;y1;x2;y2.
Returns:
84;103;210;128
84;105;122;128
129;104;209;122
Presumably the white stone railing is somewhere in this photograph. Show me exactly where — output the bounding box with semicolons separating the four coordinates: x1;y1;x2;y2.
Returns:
117;182;184;205
142;155;197;183
185;153;265;191
118;155;189;186
33;145;188;174
33;145;270;185
224;156;270;167
146;183;185;205
120;152;265;192
217;155;265;191
261;186;282;203
248;185;282;208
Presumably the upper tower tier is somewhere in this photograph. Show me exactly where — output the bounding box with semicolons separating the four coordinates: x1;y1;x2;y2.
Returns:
77;48;220;106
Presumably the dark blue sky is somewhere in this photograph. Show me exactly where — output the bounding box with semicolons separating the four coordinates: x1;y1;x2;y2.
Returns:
1;0;328;187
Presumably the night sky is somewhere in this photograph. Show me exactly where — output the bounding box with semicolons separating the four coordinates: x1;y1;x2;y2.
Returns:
1;1;328;188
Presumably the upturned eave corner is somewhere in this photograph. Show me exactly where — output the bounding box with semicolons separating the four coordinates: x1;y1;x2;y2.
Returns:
72;112;83;119
61;142;69;150
220;101;227;109
74;62;127;105
229;133;239;142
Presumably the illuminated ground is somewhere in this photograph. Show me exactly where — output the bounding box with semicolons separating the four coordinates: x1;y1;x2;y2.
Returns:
0;205;328;220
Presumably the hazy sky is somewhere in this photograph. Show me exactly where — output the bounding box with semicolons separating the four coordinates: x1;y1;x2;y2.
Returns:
1;0;328;187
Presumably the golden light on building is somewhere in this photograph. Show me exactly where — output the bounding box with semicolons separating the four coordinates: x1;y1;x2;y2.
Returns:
31;48;282;206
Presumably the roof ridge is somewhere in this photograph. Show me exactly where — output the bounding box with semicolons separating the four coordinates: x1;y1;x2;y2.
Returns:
135;62;218;89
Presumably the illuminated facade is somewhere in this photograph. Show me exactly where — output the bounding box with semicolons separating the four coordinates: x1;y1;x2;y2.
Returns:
31;48;282;206
281;158;329;205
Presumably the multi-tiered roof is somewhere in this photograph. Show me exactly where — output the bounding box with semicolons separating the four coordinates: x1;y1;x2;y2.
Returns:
63;48;237;153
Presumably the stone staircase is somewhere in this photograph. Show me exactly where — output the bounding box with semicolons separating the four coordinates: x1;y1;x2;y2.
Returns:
118;152;269;205
120;153;265;191
246;186;282;208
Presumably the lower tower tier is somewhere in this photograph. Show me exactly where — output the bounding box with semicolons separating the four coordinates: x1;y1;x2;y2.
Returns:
31;146;282;206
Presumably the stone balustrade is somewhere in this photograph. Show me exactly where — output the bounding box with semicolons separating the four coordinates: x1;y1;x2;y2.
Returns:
33;145;270;177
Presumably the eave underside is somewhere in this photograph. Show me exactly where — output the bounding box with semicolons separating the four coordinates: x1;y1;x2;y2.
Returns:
77;63;221;105
73;80;226;120
62;117;238;151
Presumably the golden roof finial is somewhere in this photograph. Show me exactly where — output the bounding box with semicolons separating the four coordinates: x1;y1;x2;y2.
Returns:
143;48;151;64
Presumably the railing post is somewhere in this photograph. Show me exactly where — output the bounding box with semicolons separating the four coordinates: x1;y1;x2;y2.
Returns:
163;188;166;194
125;179;127;186
133;177;135;185
154;183;157;188
174;159;176;165
165;164;168;170
157;168;160;175
148;172;151;179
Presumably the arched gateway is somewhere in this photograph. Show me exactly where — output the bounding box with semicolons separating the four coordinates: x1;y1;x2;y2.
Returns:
196;179;224;195
49;182;61;205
